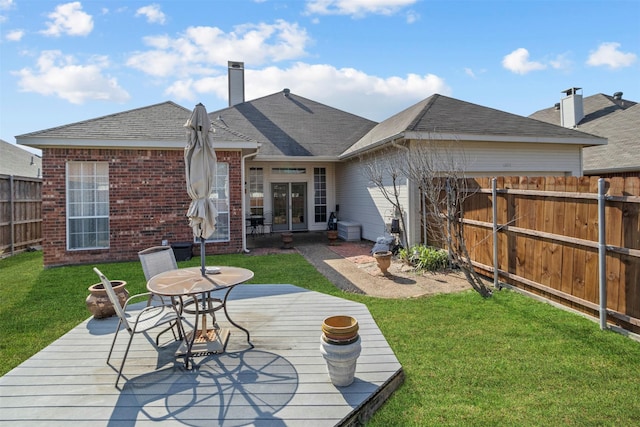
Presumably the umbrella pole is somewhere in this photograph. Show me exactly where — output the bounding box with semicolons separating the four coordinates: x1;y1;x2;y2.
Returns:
200;236;207;338
200;237;206;276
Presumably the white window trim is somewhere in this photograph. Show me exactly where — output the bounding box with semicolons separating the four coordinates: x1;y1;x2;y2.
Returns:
66;161;110;250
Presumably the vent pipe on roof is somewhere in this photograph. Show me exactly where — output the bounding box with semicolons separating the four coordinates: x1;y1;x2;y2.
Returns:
283;88;290;97
560;87;584;128
554;103;560;110
228;61;245;107
613;91;623;100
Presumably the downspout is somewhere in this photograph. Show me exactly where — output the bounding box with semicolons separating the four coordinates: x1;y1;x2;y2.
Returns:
241;149;259;253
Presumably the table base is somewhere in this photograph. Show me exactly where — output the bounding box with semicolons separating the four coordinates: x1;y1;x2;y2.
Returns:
177;328;230;356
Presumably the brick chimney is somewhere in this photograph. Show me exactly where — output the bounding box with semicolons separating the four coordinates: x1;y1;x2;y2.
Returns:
560;87;584;128
228;61;245;107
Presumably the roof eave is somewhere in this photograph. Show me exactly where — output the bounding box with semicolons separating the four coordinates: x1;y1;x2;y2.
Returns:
16;138;260;150
403;131;608;146
339;132;405;160
584;165;640;175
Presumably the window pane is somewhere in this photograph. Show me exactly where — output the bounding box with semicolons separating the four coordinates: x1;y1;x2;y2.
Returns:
66;162;109;250
205;162;230;242
314;167;327;223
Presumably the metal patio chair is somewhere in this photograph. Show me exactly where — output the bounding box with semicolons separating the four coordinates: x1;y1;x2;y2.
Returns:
138;245;183;340
262;211;273;235
93;267;183;388
138;245;178;282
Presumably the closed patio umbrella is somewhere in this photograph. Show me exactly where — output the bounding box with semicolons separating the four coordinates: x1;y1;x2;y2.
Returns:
184;103;217;277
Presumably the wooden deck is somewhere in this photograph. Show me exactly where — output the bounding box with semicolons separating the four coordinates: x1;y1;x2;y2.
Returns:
0;284;403;426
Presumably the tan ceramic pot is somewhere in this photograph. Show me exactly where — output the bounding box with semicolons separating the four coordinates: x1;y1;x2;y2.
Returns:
373;250;392;275
86;280;128;319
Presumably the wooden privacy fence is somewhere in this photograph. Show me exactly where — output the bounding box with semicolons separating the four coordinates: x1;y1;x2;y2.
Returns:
0;174;42;257
457;176;640;334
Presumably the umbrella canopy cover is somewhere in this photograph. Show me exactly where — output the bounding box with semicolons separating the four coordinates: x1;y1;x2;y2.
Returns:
184;103;218;240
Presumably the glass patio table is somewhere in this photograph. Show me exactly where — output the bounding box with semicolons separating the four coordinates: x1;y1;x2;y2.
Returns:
146;266;254;369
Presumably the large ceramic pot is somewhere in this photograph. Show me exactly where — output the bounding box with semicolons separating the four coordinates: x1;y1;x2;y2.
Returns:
327;229;339;245
373;250;392;275
320;335;362;387
86;280;128;319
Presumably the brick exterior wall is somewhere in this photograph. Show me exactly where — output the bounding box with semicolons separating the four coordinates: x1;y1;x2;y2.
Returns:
42;148;243;267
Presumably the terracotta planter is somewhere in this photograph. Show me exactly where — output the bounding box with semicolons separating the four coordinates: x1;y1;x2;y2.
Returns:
322;315;358;335
322;315;359;344
327;229;339;245
373;250;392;275
281;232;293;249
86;280;128;319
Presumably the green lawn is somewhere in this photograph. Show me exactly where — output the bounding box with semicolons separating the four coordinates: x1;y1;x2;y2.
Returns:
1;251;639;426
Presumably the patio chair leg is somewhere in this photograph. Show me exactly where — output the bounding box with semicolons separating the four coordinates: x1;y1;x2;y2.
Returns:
115;333;134;388
106;319;123;365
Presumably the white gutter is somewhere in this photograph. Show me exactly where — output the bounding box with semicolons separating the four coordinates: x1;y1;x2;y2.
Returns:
241;149;259;253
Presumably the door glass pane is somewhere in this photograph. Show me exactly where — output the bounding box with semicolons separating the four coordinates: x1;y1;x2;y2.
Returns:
272;183;288;228
291;183;305;226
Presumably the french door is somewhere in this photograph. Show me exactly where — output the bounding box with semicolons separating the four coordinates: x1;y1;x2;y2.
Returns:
271;182;307;232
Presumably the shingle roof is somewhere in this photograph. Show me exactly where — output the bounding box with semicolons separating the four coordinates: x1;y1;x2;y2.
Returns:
17;101;191;141
0;139;42;178
208;90;377;157
341;94;604;158
529;94;639;174
16;101;257;148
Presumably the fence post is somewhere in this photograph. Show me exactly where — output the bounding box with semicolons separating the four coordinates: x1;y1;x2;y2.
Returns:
598;178;607;330
10;175;15;256
492;177;499;289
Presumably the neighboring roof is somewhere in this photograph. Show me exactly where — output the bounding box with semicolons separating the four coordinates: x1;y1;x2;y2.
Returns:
342;94;606;158
0;139;42;178
16;101;257;150
209;90;377;159
529;93;639;175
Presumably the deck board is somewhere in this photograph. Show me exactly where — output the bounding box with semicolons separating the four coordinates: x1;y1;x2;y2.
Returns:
0;284;403;426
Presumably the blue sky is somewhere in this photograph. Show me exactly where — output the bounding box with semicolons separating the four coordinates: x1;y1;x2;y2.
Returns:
1;0;639;154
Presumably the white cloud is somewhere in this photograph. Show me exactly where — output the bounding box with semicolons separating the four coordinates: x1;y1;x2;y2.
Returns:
549;53;572;71
464;68;476;79
0;0;14;22
502;48;546;74
41;2;93;37
0;0;14;10
126;20;310;77
13;50;130;104
5;29;24;41
587;42;637;69
135;4;166;25
164;62;450;121
405;10;419;23
305;0;417;17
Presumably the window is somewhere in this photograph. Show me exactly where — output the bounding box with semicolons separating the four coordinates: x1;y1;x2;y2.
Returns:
272;167;306;174
249;167;263;216
205;162;230;242
67;162;109;250
314;167;327;223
